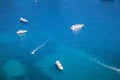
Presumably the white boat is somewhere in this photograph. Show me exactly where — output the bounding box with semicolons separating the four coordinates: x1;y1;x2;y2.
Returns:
16;30;28;34
19;17;28;23
35;0;37;2
55;60;63;70
70;24;84;31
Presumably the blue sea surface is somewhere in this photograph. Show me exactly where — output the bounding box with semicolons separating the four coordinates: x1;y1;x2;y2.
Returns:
0;0;120;80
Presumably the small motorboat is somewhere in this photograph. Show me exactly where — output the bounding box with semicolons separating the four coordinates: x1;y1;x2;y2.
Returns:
70;24;84;31
55;60;63;70
16;30;28;35
19;17;28;23
35;0;37;2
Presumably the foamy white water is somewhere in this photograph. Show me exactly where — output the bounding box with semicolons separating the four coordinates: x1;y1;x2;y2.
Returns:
31;41;47;55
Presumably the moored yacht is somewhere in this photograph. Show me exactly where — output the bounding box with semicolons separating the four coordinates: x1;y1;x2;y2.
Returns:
35;0;37;2
55;60;63;70
70;24;84;31
19;17;28;23
16;30;28;35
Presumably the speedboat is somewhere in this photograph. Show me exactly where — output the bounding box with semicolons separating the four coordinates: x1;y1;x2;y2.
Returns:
70;24;84;31
55;60;63;70
16;30;28;35
19;17;28;23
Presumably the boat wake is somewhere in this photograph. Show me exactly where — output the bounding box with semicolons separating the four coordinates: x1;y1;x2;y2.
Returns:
31;41;47;55
95;59;120;73
88;57;120;74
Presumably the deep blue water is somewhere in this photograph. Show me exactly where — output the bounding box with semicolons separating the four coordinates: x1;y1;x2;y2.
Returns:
0;0;120;80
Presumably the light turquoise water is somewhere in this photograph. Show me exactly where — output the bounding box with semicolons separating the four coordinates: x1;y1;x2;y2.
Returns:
0;0;120;80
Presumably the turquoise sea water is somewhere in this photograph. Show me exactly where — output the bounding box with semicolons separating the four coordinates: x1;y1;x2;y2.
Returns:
0;0;120;80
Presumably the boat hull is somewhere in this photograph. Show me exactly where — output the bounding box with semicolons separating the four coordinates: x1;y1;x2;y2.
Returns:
55;60;63;70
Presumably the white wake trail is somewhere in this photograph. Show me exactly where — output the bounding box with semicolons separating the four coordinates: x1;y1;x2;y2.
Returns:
95;60;120;73
89;58;120;74
31;41;47;55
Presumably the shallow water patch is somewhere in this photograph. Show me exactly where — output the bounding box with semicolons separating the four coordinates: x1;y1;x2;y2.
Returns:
2;60;25;79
